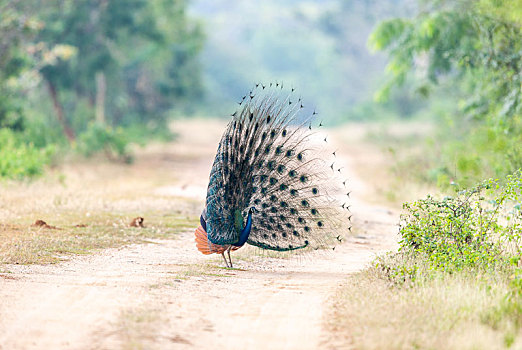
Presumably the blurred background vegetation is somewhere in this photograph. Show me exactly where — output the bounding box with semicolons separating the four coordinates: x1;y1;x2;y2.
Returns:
0;0;520;187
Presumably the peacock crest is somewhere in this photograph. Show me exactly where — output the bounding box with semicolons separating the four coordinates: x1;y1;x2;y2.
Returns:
200;83;350;260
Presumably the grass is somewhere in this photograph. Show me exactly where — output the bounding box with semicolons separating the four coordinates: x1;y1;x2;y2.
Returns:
0;214;197;264
0;141;204;264
326;125;522;349
327;262;522;350
326;249;522;347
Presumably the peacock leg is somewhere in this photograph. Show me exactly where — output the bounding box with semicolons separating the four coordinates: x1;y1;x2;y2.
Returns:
227;246;233;268
221;252;229;268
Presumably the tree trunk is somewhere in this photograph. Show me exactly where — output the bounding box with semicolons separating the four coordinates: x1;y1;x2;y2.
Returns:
95;71;106;124
47;79;75;143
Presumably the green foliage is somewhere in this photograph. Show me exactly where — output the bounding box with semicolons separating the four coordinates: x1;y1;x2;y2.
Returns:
370;0;522;184
77;123;132;163
399;171;522;272
0;128;55;179
37;0;204;129
369;0;521;120
0;0;203;179
0;0;39;132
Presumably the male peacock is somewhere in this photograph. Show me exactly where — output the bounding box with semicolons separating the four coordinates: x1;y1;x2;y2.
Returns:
195;83;350;267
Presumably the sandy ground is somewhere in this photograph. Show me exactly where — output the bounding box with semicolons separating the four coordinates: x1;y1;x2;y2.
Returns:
0;120;398;349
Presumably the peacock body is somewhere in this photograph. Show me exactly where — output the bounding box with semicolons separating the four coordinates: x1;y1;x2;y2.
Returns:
195;83;350;267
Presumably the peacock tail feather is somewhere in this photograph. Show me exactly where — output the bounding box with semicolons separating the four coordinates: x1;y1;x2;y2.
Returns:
204;83;350;251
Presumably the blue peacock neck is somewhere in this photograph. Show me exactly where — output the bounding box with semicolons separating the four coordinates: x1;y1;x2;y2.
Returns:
233;210;253;247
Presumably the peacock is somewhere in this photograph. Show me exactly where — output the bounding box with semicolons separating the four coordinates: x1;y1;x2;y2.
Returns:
195;83;350;267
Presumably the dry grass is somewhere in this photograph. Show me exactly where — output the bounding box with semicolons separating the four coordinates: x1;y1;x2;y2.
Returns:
327;121;522;349
0;138;205;264
327;269;522;350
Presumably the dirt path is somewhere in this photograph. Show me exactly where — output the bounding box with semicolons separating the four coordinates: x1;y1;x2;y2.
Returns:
0;120;398;349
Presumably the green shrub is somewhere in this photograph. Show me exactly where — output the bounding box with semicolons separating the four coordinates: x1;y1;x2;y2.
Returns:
0;128;55;179
76;122;133;163
399;171;522;272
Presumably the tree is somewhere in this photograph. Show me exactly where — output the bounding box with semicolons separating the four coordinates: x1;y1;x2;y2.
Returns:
36;0;204;141
369;0;522;184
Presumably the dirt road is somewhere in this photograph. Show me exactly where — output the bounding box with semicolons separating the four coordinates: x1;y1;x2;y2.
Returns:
0;120;398;349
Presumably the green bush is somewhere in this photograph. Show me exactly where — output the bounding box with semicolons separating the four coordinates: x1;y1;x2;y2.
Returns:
0;128;55;179
76;123;133;163
399;171;522;272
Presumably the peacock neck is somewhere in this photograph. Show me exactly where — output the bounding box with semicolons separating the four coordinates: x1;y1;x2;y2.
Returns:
234;211;253;247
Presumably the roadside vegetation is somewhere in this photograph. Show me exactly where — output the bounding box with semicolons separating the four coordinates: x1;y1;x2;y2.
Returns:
331;0;522;348
0;0;203;178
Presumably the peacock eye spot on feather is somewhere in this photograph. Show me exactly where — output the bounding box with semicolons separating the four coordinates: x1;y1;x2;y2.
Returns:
254;199;261;205
255;149;260;156
269;177;278;185
290;189;298;196
262;203;269;209
304;226;311;232
293;230;300;237
311;208;318;215
282;232;287;238
264;146;271;154
290;208;297;215
262;212;268;218
262;132;267;140
282;129;287;137
270;130;276;138
252;187;258;193
285;223;293;228
280;201;288;208
270;206;278;213
298;217;305;224
260;175;268;183
277;224;283;230
312;187;318;195
288;244;293;249
279;184;288;191
270;194;277;202
301;200;309;207
317;221;324;227
297;153;304;161
267;115;271;123
267;161;275;170
272;233;276;238
254;122;259;131
289;170;297;177
249;112;254;121
269;217;276;224
285;150;294;157
275;146;283;155
279;214;286;221
304;240;309;245
249;139;254;147
261;187;268;194
263;234;268;238
299;175;308;183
